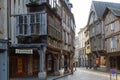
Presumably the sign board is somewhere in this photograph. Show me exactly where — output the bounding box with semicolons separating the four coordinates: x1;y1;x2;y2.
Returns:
111;69;116;74
110;69;117;80
15;49;33;54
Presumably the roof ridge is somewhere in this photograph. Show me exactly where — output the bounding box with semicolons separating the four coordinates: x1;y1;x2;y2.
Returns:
107;7;120;17
108;7;120;11
92;0;120;4
92;1;120;17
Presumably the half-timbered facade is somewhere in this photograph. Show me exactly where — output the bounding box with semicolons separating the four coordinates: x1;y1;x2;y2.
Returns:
9;0;75;79
103;7;120;70
87;1;106;69
87;1;120;69
61;0;75;74
84;26;92;68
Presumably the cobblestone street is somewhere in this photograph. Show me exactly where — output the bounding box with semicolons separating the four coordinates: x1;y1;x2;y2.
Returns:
56;68;120;80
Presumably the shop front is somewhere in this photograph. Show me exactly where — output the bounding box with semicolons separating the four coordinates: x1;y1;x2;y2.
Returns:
9;48;39;77
109;55;120;70
108;52;120;70
10;43;47;80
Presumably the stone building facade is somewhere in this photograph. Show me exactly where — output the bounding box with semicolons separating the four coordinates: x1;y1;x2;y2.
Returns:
0;0;9;80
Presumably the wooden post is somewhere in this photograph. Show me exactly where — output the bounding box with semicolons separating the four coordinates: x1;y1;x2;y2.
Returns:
38;46;46;80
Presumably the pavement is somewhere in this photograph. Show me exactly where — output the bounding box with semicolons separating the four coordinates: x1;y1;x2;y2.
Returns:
10;72;71;80
10;67;120;80
55;67;120;80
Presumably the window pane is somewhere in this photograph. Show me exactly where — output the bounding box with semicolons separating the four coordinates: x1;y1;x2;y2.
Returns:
19;16;23;24
24;24;27;34
36;14;40;22
19;24;23;34
111;37;116;48
31;24;34;34
36;23;40;34
24;16;27;23
30;15;35;23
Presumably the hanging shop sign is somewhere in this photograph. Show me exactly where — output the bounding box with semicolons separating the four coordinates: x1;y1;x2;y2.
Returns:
15;49;33;54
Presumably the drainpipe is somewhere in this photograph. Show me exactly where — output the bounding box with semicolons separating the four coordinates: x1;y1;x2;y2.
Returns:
7;0;11;80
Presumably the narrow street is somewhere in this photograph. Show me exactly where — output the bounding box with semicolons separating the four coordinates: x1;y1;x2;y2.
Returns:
56;68;119;80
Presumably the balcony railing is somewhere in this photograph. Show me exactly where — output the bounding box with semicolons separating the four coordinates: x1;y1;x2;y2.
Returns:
13;11;47;36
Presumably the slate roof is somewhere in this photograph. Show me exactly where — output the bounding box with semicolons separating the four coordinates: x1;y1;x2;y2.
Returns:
108;7;120;17
93;1;120;18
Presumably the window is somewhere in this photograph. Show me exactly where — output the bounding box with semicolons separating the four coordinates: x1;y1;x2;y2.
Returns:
110;23;115;31
14;0;16;14
63;10;66;23
66;14;68;25
92;27;95;34
111;37;116;49
18;16;28;35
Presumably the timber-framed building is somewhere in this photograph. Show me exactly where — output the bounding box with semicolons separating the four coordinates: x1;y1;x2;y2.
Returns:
9;0;75;79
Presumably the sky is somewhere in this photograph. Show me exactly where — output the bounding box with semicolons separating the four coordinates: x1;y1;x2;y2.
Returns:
70;0;120;35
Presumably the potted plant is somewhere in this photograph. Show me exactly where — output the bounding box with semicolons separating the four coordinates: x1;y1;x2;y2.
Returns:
52;7;58;12
31;34;39;40
30;0;39;5
26;0;41;12
17;35;25;42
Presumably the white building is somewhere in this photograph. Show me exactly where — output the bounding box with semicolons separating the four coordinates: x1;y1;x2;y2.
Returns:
75;37;79;67
78;27;87;67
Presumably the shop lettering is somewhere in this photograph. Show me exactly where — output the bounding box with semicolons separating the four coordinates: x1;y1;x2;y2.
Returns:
15;49;33;54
